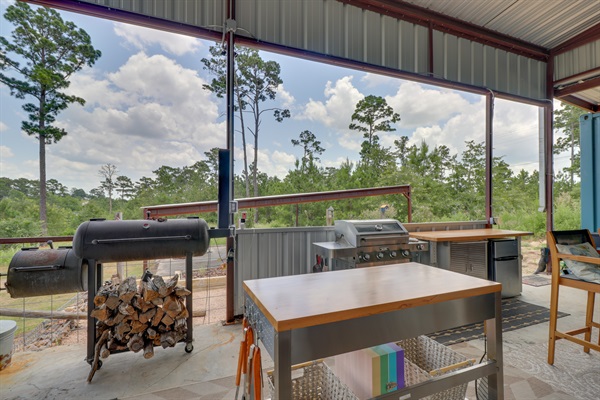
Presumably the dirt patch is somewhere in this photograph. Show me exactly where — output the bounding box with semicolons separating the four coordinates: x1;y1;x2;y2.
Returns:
521;237;549;276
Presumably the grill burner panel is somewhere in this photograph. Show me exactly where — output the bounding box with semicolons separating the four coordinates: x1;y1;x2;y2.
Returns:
313;219;427;270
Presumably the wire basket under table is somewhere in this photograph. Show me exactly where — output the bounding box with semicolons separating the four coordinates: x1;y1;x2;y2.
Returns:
267;335;475;400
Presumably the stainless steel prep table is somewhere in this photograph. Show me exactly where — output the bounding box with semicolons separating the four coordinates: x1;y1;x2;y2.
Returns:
243;262;504;399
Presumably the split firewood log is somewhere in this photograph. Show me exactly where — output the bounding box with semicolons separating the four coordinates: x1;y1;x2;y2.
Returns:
161;313;174;327
174;287;191;297
151;307;165;327
89;272;194;369
88;329;109;383
130;320;148;335
127;333;144;353
104;293;121;310
142;280;160;303
118;277;137;303
90;304;109;321
138;308;156;324
118;302;135;317
152;275;167;297
160;331;178;348
143;340;154;359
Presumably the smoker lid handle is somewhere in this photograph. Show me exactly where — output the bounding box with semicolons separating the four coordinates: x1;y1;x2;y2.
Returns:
12;265;64;272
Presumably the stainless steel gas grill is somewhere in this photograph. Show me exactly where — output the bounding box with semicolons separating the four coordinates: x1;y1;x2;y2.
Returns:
312;219;428;271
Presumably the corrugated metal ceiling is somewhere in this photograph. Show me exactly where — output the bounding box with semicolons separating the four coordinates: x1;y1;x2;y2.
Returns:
23;0;600;110
402;0;600;49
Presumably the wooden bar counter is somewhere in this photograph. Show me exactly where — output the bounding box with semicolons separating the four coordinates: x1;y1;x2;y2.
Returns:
244;263;504;399
410;229;532;297
410;228;532;242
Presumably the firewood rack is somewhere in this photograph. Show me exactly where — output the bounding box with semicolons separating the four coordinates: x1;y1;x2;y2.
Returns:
71;218;218;374
84;251;195;367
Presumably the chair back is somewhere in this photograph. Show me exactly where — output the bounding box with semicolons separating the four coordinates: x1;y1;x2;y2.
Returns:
549;229;594;247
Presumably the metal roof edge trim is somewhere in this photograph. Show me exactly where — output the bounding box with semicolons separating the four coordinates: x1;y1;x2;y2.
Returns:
21;0;223;42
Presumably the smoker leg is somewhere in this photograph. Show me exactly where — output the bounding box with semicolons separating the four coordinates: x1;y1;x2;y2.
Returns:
87;260;99;364
185;252;193;352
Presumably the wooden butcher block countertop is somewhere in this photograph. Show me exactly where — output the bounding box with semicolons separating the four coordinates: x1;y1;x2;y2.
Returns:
409;228;532;242
243;262;501;332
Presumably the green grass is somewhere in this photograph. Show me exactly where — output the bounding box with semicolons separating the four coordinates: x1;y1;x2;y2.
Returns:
0;257;146;338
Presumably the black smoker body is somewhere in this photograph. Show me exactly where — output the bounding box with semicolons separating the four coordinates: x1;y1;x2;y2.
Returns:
72;217;210;364
6;247;87;298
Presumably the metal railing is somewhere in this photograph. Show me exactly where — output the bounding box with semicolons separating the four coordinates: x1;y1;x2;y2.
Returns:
0;237;227;352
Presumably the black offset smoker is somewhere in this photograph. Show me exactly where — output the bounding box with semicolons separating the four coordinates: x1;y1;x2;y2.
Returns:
72;217;210;365
6;246;87;298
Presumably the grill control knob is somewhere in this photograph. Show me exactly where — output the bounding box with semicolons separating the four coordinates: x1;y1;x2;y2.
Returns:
390;251;397;258
363;253;371;261
417;244;425;250
376;252;384;260
401;250;410;258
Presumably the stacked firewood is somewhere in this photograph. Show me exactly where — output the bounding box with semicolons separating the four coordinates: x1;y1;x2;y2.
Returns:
90;272;191;361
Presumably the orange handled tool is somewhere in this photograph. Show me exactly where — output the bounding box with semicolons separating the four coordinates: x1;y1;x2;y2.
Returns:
235;340;245;386
252;345;262;400
243;326;254;374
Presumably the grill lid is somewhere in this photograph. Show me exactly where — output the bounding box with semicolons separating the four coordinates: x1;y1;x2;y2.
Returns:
334;219;409;247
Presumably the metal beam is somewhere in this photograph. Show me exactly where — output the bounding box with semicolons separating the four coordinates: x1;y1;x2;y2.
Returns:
554;75;600;97
25;0;550;107
142;185;412;218
554;66;600;86
485;92;494;227
237;36;550;108
225;0;236;324
21;0;222;43
556;95;599;112
545;56;555;231
338;0;549;61
551;23;600;56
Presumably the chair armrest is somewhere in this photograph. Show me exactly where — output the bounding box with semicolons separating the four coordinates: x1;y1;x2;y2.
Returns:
558;253;600;265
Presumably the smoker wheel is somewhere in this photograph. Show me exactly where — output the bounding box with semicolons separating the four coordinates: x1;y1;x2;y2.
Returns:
185;343;194;353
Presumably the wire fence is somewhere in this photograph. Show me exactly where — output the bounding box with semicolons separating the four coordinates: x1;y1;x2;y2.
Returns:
1;240;228;353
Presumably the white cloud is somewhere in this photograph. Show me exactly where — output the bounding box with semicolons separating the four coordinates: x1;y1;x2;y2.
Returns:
52;52;226;191
114;23;202;56
360;73;395;88
493;99;539;172
277;84;295;108
406;96;542;175
408;98;485;155
0;145;14;158
0;121;7;132
386;82;471;129
297;76;363;131
233;145;295;180
323;156;355;169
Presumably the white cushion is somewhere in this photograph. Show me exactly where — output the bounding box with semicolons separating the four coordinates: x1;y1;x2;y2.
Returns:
556;242;600;284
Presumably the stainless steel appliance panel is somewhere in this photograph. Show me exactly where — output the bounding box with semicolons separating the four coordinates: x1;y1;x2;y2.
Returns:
489;239;521;298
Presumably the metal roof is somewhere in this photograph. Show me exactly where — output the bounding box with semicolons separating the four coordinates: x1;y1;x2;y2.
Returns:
24;0;600;110
402;0;600;49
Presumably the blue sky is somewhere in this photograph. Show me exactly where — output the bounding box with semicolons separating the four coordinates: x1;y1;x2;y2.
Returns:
0;0;563;193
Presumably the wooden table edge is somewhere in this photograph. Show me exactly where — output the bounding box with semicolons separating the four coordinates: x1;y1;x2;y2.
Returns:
410;229;533;242
243;280;501;332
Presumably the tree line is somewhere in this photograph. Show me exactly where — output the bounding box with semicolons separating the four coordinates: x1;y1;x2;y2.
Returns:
0;128;581;239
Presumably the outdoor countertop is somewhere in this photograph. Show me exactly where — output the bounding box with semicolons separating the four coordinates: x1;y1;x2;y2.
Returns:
409;228;533;243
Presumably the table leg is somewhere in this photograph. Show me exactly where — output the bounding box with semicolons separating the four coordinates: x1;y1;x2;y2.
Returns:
273;330;292;400
485;291;504;399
